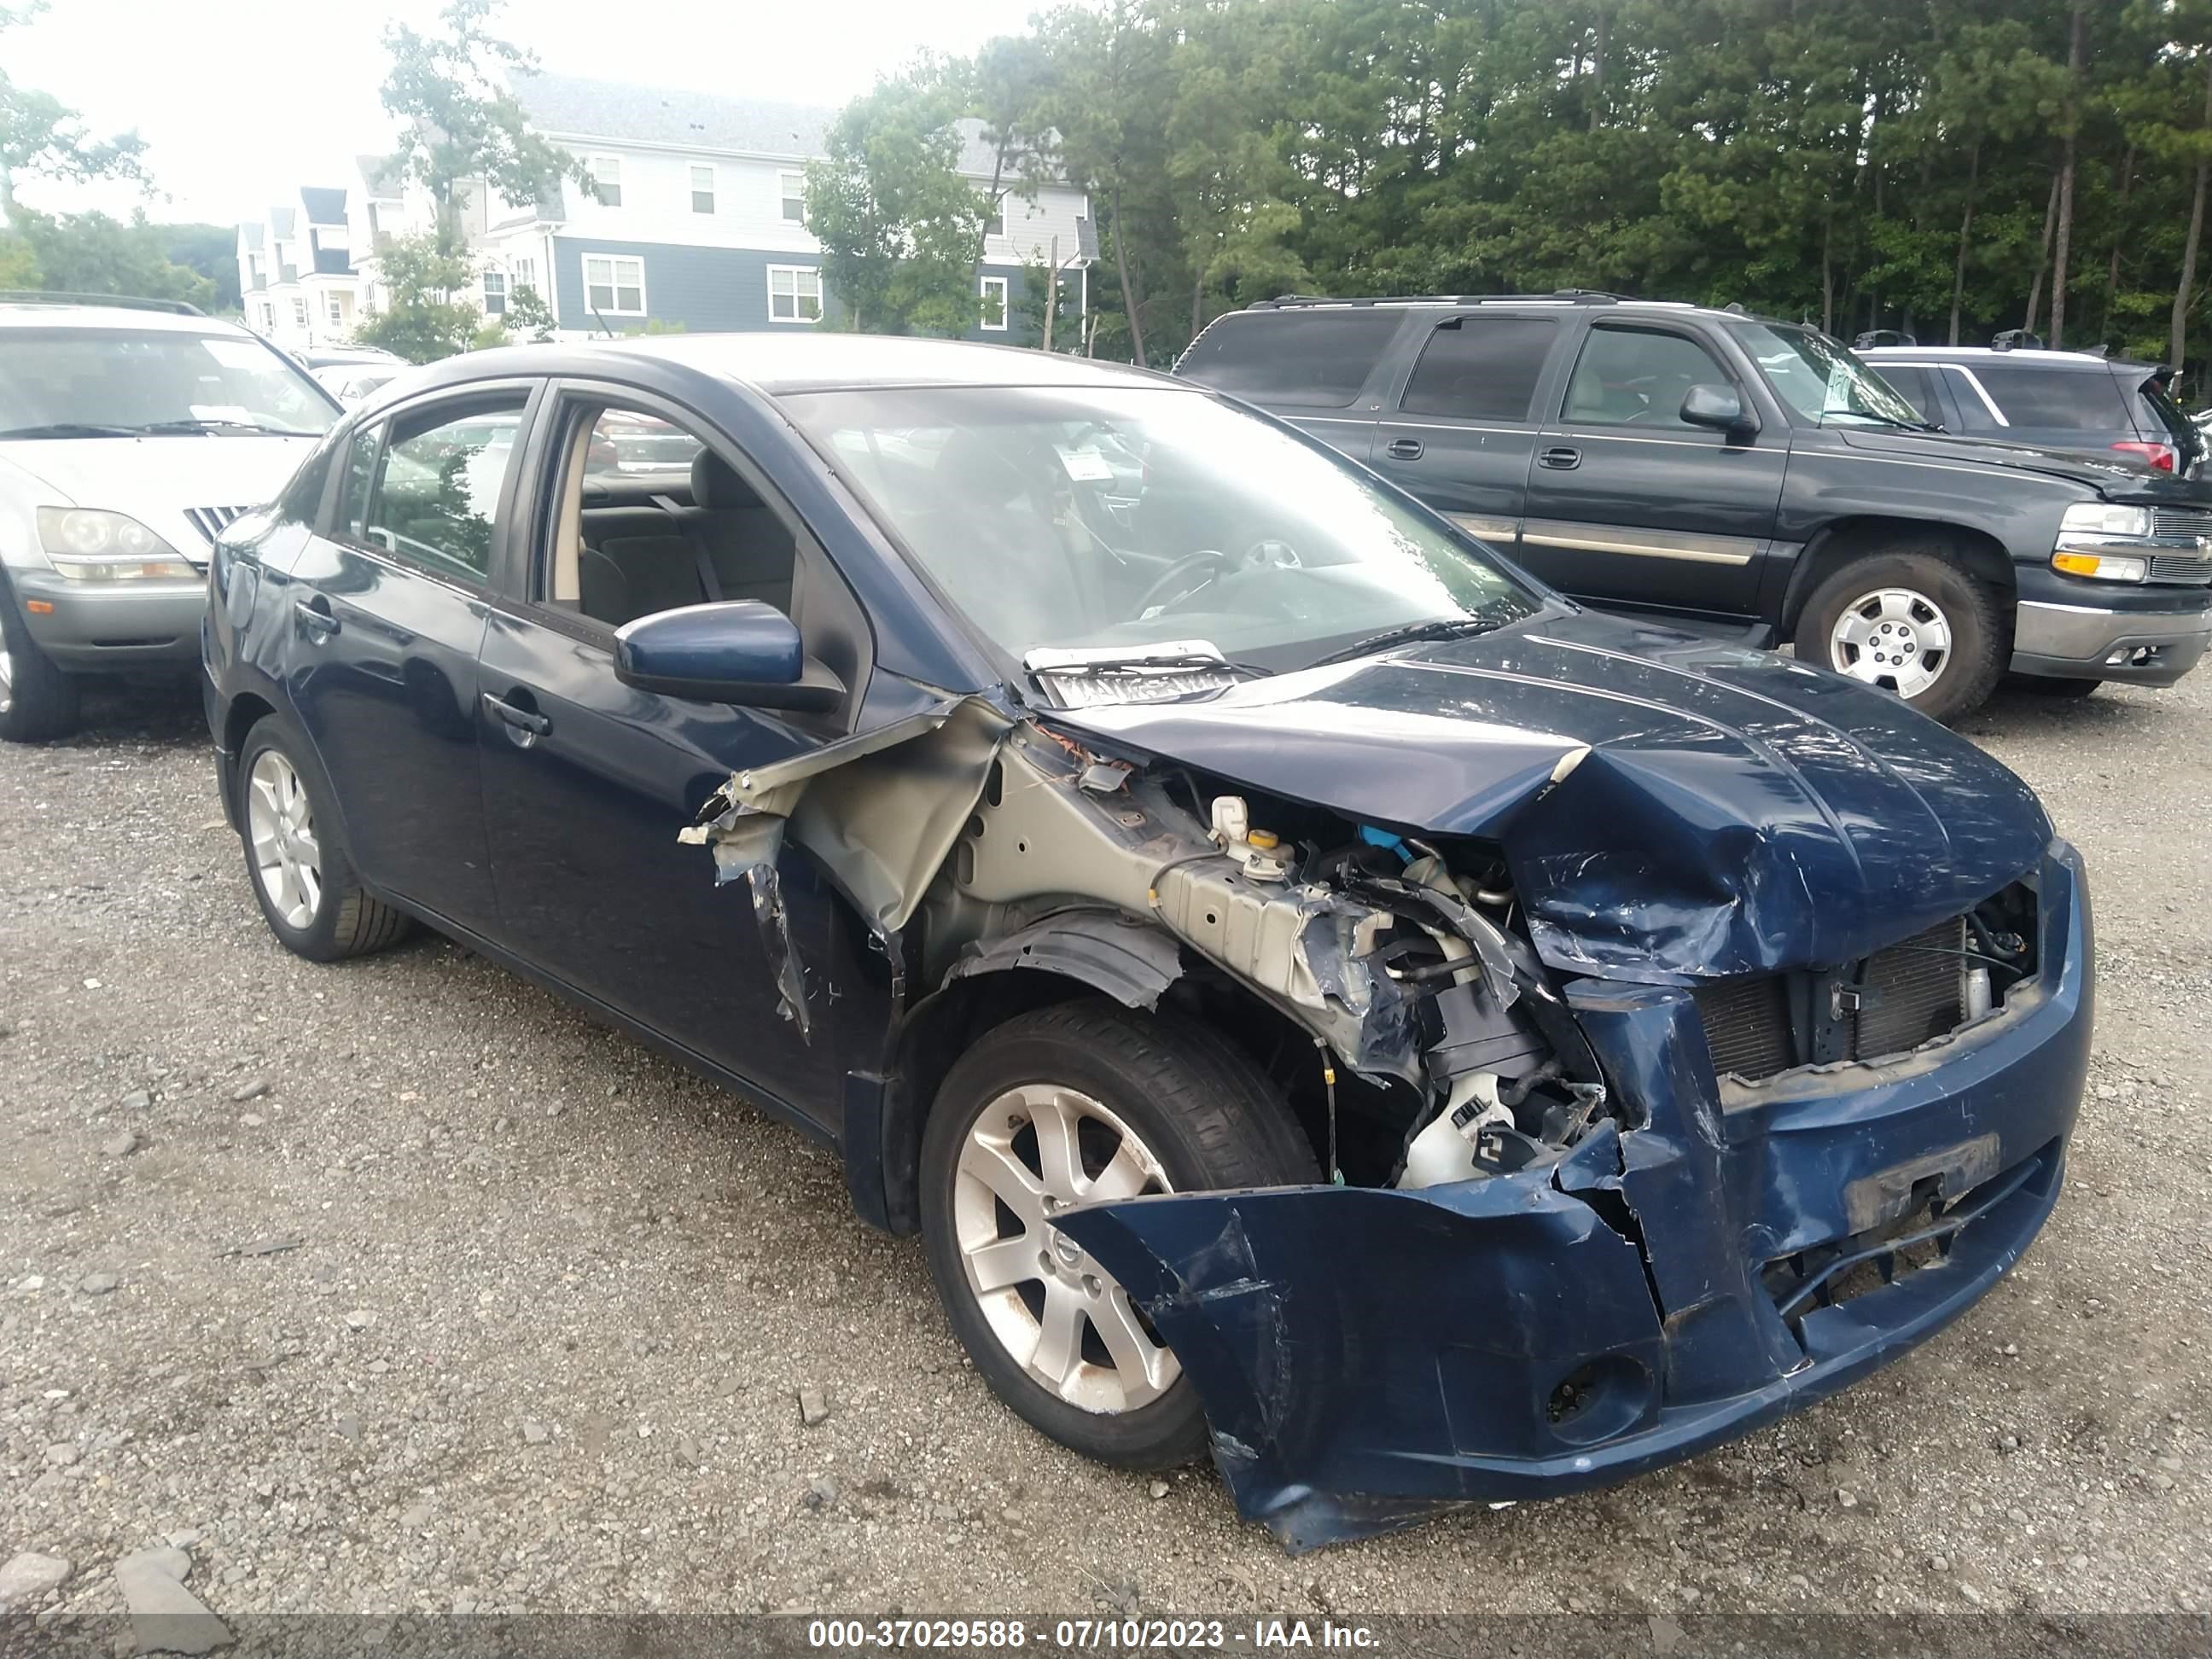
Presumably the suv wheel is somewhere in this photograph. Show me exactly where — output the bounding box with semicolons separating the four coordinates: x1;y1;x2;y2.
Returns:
1795;547;2004;725
0;586;81;742
236;717;412;962
918;1000;1318;1469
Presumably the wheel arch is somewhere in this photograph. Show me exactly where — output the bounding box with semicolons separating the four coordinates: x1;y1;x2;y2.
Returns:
1780;516;2017;637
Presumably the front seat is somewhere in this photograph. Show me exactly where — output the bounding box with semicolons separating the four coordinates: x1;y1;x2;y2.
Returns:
687;451;797;614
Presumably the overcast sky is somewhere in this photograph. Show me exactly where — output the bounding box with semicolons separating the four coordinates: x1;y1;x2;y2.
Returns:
11;0;1043;224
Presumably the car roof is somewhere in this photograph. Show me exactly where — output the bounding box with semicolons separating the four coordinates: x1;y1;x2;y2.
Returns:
407;334;1185;398
1860;345;2158;371
1231;294;1767;324
0;301;250;335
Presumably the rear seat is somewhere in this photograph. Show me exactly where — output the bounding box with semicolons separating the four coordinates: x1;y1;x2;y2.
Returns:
576;452;797;626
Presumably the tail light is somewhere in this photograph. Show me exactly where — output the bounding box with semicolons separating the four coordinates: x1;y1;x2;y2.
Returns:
2112;440;2177;472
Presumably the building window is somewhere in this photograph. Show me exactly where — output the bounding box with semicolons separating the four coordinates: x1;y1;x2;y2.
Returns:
482;271;507;315
779;171;806;224
291;297;309;329
767;265;821;323
515;257;536;292
259;301;276;331
584;254;645;316
980;275;1009;331
588;154;622;207
691;165;716;214
326;294;344;327
982;197;1004;238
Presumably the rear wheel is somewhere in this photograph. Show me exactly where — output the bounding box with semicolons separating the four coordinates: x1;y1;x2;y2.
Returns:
236;717;411;962
1795;547;2005;725
919;1000;1318;1469
0;587;81;742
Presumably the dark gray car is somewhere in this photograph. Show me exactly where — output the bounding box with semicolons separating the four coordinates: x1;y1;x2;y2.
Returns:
1177;294;2212;723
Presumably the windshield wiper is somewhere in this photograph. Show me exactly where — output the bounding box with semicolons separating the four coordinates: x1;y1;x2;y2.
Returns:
131;418;319;437
0;422;142;439
1310;614;1506;667
1822;409;1943;434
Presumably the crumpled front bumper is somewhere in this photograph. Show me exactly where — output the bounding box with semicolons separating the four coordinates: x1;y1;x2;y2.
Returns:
1058;841;2091;1551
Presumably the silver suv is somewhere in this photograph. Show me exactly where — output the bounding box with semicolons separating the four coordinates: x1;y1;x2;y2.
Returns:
0;294;341;740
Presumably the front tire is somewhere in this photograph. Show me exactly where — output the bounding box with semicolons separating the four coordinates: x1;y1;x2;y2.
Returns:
919;1000;1318;1470
1794;547;2005;725
0;586;81;742
236;716;411;962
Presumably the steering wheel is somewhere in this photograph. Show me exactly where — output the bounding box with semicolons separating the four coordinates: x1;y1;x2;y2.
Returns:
1132;542;1301;618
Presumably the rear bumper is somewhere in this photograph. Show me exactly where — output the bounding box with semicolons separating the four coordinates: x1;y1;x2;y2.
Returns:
9;567;206;671
1061;841;2092;1551
2010;597;2212;684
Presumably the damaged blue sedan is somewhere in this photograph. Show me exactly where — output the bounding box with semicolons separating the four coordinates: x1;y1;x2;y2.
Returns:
201;335;2091;1550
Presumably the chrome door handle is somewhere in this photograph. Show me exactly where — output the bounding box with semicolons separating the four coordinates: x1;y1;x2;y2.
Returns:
481;692;550;740
294;597;339;638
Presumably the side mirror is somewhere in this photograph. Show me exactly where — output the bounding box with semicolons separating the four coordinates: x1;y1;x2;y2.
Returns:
614;601;843;713
1680;382;1757;435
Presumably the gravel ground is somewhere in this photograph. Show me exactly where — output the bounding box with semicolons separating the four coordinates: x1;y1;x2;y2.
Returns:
1;672;2207;1625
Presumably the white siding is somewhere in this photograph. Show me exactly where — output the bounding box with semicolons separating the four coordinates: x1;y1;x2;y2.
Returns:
984;184;1088;270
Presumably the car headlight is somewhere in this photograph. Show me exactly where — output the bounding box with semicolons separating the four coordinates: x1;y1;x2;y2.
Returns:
2058;502;2154;539
34;508;198;582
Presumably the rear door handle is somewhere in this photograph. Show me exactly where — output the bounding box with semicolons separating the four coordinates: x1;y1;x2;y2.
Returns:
1385;437;1424;460
294;597;339;638
481;691;551;742
1539;447;1582;470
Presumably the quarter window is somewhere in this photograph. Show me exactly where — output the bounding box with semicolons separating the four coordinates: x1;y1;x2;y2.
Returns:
481;271;506;316
768;265;822;323
583;255;645;316
981;275;1009;331
1400;317;1557;422
1970;364;2130;431
1563;327;1732;428
339;426;379;540
587;154;622;207
691;165;716;214
779;172;806;224
360;397;527;583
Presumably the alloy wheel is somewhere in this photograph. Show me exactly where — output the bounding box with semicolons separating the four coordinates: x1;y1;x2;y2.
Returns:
952;1084;1179;1414
1828;586;1953;701
247;748;323;929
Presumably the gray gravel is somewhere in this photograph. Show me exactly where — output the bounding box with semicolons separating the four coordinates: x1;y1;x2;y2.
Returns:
2;674;2207;1619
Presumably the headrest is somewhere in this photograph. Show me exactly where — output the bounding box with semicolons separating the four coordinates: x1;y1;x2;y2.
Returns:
692;449;761;509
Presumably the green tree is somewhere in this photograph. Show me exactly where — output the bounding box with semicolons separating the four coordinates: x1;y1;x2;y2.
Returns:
380;0;583;249
8;209;212;306
353;232;480;363
804;63;986;335
504;282;556;341
0;1;148;222
160;222;243;312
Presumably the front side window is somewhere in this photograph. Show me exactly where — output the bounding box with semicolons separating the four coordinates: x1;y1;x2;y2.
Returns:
768;265;822;323
1726;321;1925;428
784;385;1540;673
1400;316;1557;422
1176;310;1403;409
361;397;527;582
0;327;337;438
779;171;806;224
481;271;506;316
1867;362;1940;423
981;276;1009;331
691;165;716;214
583;255;644;316
1563;326;1735;428
588;154;622;207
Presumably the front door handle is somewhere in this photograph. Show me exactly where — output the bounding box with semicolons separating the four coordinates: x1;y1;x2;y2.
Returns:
481;691;551;744
1539;446;1582;470
294;597;339;639
1385;437;1424;460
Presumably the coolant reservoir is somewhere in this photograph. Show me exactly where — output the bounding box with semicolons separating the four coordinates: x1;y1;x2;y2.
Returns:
1399;1075;1509;1187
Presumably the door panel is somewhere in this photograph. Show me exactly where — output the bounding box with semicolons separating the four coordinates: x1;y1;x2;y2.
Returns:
1522;323;1787;618
1368;314;1557;544
287;399;526;929
474;610;850;1122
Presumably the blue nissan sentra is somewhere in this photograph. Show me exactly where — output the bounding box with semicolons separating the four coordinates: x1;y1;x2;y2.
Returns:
201;335;2091;1550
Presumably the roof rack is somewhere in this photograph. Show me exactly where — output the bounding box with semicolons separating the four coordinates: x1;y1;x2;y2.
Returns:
1247;289;1630;311
0;290;207;317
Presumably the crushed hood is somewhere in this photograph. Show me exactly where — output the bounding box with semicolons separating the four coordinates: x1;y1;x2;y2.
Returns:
1047;610;2051;981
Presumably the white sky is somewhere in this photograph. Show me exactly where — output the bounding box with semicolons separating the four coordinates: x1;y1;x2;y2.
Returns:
10;0;1044;224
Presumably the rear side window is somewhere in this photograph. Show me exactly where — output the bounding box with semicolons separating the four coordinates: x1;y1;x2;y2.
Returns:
1971;363;2129;430
1177;311;1403;408
1400;317;1557;422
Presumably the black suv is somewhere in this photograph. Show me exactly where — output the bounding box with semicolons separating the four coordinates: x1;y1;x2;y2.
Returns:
1858;344;2201;476
1177;294;2212;722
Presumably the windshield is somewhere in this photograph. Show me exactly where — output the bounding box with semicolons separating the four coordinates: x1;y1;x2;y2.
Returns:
784;386;1541;672
0;328;338;438
1728;322;1928;428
